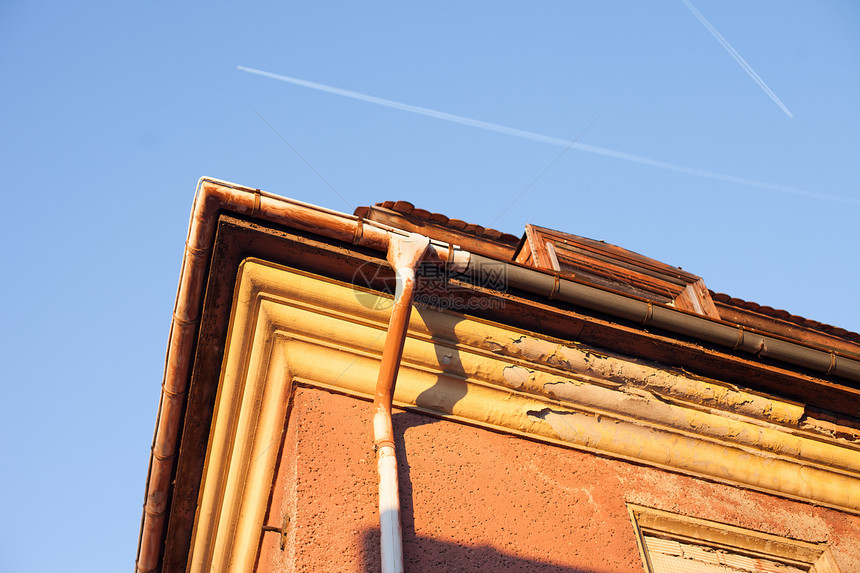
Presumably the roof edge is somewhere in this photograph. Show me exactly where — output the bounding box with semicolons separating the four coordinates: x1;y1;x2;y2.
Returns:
138;179;860;572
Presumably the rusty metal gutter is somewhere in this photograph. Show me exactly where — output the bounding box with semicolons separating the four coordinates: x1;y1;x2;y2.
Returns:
137;178;860;572
465;253;860;383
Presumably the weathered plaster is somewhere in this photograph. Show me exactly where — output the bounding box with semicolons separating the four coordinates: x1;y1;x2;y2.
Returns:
188;259;860;572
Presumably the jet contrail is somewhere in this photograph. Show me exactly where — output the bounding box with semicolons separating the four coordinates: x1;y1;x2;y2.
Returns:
238;66;571;146
238;66;855;204
682;0;793;118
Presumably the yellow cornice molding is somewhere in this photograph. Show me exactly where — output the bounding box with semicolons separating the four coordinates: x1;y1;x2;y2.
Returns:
188;258;860;572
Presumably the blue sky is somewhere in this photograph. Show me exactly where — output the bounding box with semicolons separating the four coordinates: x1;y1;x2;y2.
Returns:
1;2;858;571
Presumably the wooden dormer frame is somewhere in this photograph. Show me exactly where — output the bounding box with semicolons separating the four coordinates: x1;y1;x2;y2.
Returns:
515;225;721;319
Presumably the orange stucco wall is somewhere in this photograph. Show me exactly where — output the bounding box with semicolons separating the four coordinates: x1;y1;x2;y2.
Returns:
257;387;860;572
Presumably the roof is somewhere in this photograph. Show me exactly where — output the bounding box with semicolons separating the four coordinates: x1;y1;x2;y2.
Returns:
140;179;860;572
365;200;521;245
358;200;860;353
711;291;860;348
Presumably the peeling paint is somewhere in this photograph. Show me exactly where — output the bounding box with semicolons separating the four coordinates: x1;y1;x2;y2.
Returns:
524;378;847;467
503;365;532;389
483;331;804;429
483;336;506;354
800;414;860;443
527;408;592;447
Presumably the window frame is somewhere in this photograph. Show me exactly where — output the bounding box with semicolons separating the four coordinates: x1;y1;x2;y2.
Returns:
627;504;841;573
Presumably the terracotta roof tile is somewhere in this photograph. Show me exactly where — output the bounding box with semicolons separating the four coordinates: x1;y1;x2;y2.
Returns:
427;212;449;225
711;291;860;343
392;200;414;214
483;228;503;241
446;218;468;230
371;201;521;247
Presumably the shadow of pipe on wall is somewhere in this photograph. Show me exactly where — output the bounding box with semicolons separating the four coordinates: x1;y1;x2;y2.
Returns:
413;305;470;414
359;300;617;572
383;408;615;573
359;526;608;573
